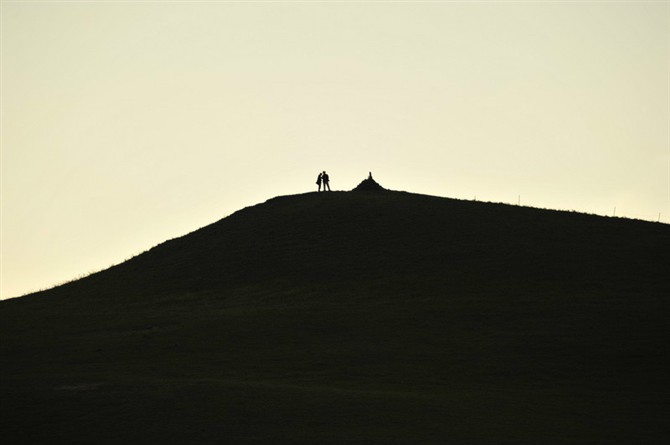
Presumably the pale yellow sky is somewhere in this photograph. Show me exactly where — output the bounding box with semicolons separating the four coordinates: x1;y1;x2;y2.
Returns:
2;1;669;299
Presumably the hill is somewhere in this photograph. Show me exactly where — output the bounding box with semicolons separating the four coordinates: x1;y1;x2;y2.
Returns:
1;189;669;443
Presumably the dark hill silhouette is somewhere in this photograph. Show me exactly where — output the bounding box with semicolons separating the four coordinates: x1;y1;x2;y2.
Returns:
1;189;669;443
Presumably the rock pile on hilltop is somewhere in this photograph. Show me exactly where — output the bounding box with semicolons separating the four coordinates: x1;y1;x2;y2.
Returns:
353;173;386;191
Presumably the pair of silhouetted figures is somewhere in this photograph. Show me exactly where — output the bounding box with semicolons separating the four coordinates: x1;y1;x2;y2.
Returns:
316;171;331;192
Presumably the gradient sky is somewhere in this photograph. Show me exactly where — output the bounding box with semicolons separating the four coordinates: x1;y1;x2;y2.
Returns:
2;1;669;299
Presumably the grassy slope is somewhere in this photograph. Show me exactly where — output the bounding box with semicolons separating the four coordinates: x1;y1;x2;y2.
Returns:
1;191;669;444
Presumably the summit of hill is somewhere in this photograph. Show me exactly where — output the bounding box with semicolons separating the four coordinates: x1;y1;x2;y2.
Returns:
1;185;669;443
27;187;667;301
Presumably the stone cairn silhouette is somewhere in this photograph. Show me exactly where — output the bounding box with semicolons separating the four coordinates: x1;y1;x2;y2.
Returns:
353;172;386;192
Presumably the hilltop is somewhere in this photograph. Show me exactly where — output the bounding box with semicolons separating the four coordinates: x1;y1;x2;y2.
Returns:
1;188;669;443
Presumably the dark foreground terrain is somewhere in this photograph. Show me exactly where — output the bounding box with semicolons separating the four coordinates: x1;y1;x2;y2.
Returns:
2;190;669;444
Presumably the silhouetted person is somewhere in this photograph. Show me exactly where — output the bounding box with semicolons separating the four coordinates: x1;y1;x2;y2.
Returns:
322;171;331;191
316;172;323;192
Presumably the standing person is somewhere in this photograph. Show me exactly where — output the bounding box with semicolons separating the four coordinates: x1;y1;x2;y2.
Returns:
316;172;323;192
322;171;331;191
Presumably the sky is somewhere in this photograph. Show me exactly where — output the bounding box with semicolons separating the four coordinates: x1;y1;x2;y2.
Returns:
1;0;669;300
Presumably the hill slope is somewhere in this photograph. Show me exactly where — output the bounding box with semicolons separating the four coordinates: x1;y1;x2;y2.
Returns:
2;190;669;443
